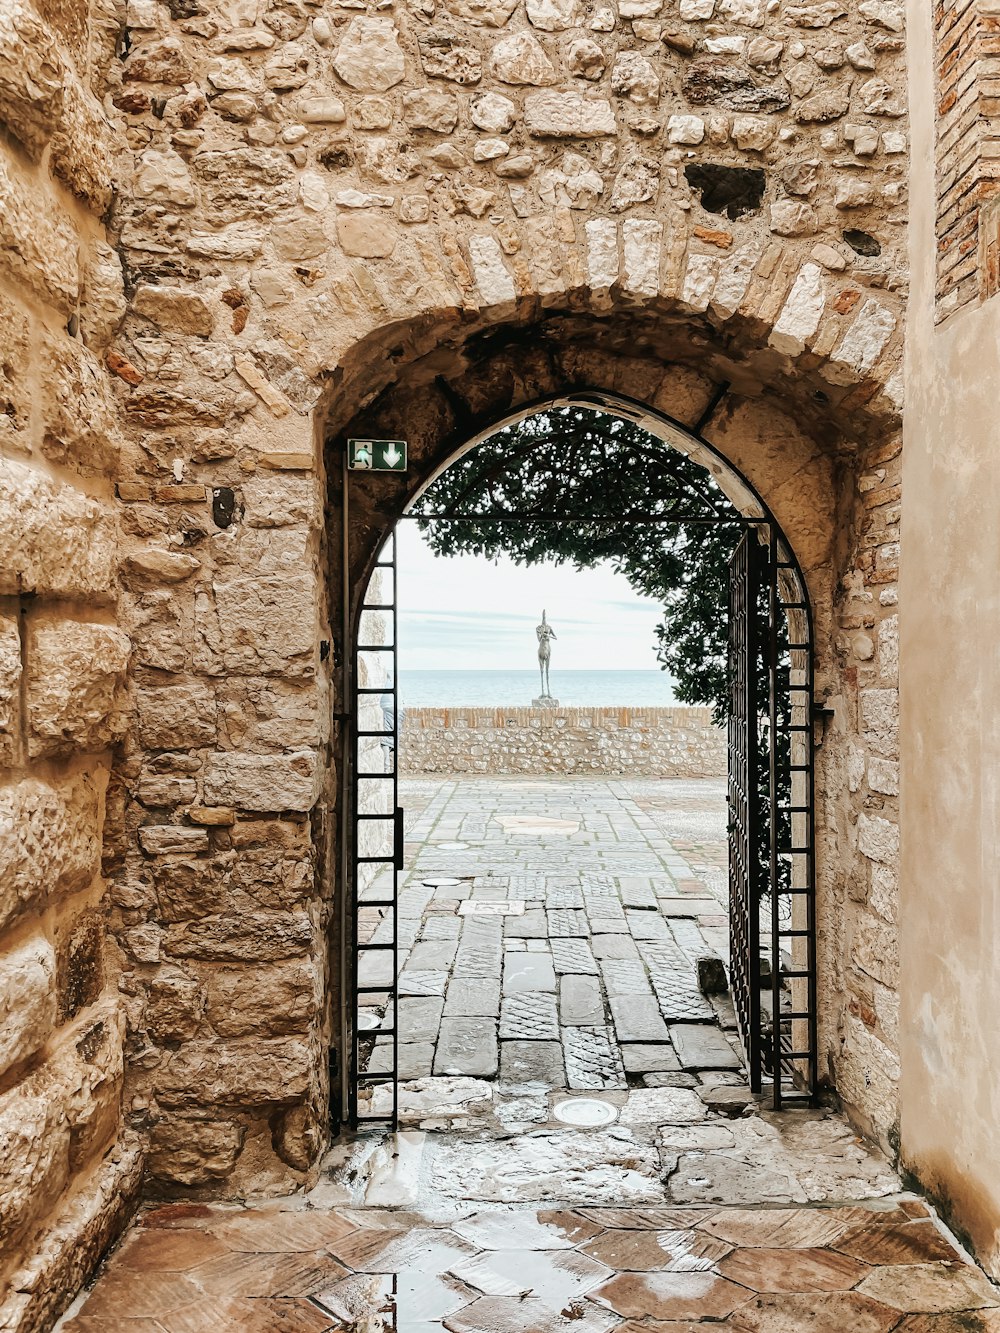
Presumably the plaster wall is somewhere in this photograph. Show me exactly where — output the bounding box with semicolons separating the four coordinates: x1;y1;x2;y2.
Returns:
900;0;1000;1279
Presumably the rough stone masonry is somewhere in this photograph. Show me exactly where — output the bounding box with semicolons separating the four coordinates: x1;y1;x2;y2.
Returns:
0;0;907;1324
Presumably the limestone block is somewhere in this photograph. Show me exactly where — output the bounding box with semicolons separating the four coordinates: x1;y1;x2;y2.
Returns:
196;573;315;677
148;1116;245;1185
769;263;825;355
526;0;580;30
610;156;659;211
137;679;218;749
155;1036;314;1108
333;18;406;92
857;812;899;865
139;826;211;855
296;95;346;122
0;936;57;1077
418;31;483;84
193;147;297;221
403;88;459;132
202;751;320;811
0;774;101;931
770;199;818;236
861;686;898;754
0;0;64;158
26;618;131;759
134;146;197;207
445;0;519;22
0;461;116;599
0;155;79;315
80;239;126;351
146;974;205;1041
56;909;105;1022
164;909;314;963
667;114;705;144
124;36;192;83
491;32;558;85
242;476;317;529
337;211;397;258
0;615;20;767
611;52;660;105
566;36;606;80
38;328;122;476
203;959;318;1036
470;91;516;131
0;1082;69;1251
133;283;215;335
50;78;119;214
525;90;616;136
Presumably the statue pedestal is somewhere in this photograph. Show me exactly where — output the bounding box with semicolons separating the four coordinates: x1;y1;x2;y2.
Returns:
532;695;560;708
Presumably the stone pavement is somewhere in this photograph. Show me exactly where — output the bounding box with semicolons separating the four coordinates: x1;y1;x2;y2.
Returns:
361;777;740;1091
60;1194;1000;1332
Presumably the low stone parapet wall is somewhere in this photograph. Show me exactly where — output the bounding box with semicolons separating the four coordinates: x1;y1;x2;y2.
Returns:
400;705;725;778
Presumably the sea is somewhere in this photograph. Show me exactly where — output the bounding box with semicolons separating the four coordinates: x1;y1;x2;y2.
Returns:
398;669;679;708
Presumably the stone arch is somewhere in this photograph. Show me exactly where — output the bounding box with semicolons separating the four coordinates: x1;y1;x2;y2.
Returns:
112;261;902;1201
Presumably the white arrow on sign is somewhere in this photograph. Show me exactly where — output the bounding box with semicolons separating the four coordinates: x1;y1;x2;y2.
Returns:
382;443;402;467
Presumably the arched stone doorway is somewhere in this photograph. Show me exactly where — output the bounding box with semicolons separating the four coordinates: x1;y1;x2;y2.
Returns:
114;283;901;1202
333;386;817;1126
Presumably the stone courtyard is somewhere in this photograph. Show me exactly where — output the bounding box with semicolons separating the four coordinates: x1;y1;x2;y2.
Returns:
362;776;738;1090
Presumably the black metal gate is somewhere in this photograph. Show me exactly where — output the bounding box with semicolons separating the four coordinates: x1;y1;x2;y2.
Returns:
727;525;818;1107
347;529;403;1129
337;392;819;1124
728;531;764;1091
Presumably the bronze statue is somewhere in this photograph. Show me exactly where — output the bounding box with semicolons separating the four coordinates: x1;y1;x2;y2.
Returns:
536;610;557;699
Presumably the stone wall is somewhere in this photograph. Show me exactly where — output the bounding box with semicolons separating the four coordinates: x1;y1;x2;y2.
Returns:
0;1;143;1329
401;705;726;776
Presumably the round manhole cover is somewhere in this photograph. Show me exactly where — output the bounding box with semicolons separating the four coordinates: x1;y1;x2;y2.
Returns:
357;1012;381;1032
422;876;463;887
551;1097;619;1127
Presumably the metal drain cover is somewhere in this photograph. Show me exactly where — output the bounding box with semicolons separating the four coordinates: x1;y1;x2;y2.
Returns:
422;877;464;887
357;1012;382;1032
552;1097;619;1127
458;900;525;916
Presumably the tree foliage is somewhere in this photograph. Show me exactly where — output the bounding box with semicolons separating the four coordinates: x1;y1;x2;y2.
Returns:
414;407;741;721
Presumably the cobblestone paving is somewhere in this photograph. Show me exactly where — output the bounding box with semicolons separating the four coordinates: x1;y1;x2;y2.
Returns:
363;777;739;1092
62;1196;1000;1331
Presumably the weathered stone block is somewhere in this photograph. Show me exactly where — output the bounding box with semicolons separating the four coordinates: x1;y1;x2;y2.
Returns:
0;614;20;767
0;155;79;315
525;90;616;137
50;78;119;213
0;1082;69;1250
202;751;319;812
857;812;899;865
0;936;57;1077
138;825;211;856
55;910;105;1023
0;774;101;931
0;0;64;158
26;618;131;758
146;973;205;1041
148;1116;245;1186
333;17;405;91
39;327;122;476
203;960;318;1036
0;461;116;599
138;677;218;751
196;573;315;677
80;239;126;351
155;1036;313;1108
163;909;314;962
133;283;216;335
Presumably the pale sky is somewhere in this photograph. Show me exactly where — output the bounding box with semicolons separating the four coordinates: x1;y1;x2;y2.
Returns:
395;520;667;672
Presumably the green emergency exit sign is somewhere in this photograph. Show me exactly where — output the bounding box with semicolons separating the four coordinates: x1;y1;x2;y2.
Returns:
348;439;407;472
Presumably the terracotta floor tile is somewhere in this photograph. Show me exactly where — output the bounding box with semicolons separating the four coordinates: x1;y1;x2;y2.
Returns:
449;1248;612;1305
728;1290;902;1333
116;1228;232;1272
315;1269;477;1323
188;1249;347;1300
248;1297;340;1331
716;1245;869;1293
453;1209;598;1250
445;1294;617;1333
616;1324;713;1333
59;1320;167;1332
590;1270;752;1320
857;1263;1000;1314
582;1227;731;1272
699;1206;879;1250
206;1210;358;1253
893;1313;1000;1331
71;1273;206;1320
835;1220;962;1266
157;1295;278;1332
579;1208;713;1230
140;1205;222;1230
329;1225;476;1274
